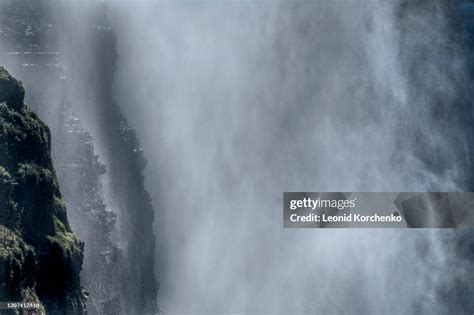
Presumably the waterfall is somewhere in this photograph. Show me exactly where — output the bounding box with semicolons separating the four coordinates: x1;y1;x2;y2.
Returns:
1;0;472;314
109;1;473;314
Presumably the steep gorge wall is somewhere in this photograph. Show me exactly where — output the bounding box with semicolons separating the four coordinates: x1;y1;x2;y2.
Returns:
0;2;123;313
48;3;158;313
0;67;85;313
0;1;158;313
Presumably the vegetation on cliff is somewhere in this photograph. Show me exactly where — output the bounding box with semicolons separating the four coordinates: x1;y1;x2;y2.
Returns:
0;67;85;314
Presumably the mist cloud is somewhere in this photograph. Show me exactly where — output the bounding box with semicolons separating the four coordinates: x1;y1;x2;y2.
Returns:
106;1;473;314
2;0;470;314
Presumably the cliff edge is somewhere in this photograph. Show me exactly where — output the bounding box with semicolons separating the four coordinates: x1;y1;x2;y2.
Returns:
0;67;85;314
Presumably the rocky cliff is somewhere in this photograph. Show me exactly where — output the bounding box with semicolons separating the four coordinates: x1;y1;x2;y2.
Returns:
0;1;125;312
55;104;124;315
0;1;159;314
59;6;159;312
0;67;86;313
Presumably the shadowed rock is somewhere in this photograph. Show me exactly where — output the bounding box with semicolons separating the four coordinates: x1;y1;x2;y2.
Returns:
0;67;86;314
0;67;25;110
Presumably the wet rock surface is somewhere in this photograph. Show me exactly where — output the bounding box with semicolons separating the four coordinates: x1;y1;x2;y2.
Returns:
1;1;158;314
0;67;85;314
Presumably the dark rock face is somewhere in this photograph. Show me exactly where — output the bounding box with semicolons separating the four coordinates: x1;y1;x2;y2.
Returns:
55;106;125;315
0;2;126;313
57;5;159;312
0;67;85;314
0;1;159;314
0;71;25;110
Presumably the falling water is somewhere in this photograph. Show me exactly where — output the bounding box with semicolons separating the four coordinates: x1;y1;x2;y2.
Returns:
1;0;472;314
107;1;473;314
